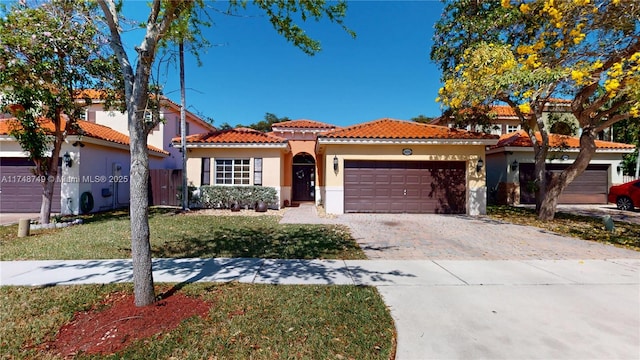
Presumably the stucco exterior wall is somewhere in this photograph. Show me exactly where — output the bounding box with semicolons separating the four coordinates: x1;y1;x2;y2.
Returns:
63;143;132;215
185;147;287;205
0;139;29;156
320;143;488;215
91;104;212;170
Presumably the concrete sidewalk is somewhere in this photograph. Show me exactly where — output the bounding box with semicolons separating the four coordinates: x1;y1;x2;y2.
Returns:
2;257;639;359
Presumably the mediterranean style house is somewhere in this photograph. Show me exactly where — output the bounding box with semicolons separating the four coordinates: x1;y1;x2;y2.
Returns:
431;100;582;136
176;118;500;215
0;93;215;214
486;130;635;205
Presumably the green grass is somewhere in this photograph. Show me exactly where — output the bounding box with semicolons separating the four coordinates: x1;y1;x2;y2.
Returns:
0;209;365;260
0;283;395;359
487;205;640;250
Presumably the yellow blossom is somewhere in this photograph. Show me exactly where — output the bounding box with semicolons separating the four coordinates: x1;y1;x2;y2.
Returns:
524;54;541;69
608;62;624;77
518;103;531;114
573;0;590;5
592;60;603;70
630;105;639;118
517;45;534;55
533;40;545;51
612;0;620;4
520;3;531;13
604;79;620;97
573;33;586;45
501;0;511;8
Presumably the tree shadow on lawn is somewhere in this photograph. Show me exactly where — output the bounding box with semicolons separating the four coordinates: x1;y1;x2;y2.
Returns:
152;224;365;260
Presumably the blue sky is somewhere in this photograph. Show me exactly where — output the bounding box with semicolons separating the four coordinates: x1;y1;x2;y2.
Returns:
124;1;446;128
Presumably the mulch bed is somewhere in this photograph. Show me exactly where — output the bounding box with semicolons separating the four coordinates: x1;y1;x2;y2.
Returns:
40;291;211;357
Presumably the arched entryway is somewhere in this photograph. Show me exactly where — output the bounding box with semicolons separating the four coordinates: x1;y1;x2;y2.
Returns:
292;153;315;202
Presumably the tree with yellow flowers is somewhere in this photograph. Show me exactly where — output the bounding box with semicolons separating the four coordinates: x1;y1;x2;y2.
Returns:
432;0;640;220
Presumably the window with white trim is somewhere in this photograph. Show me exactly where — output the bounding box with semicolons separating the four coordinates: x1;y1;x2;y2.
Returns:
215;159;250;185
507;124;520;133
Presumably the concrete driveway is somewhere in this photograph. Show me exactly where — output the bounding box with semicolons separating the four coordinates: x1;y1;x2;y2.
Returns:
335;213;640;359
0;213;39;226
338;213;640;260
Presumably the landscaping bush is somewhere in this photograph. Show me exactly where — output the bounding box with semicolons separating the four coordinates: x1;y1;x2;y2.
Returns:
196;186;278;209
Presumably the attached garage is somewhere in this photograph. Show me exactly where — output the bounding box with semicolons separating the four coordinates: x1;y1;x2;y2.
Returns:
519;163;609;204
344;160;466;213
0;158;62;213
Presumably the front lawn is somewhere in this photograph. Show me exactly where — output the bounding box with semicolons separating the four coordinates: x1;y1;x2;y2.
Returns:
487;205;640;250
0;283;395;359
0;209;365;260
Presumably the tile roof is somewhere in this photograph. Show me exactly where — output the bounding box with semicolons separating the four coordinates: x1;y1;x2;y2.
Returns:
0;118;167;154
489;105;519;117
433;100;574;123
74;89;111;100
320;118;499;140
494;130;636;150
272;119;338;130
177;127;287;144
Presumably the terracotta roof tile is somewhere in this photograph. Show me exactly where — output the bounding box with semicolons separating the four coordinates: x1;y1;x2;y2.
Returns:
494;130;636;150
272;119;337;130
0;118;167;154
74;89;110;100
320;118;499;140
489;105;519;117
178;127;287;144
433;100;574;122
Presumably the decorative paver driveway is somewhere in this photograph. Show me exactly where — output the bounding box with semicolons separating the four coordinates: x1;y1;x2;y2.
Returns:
337;214;640;260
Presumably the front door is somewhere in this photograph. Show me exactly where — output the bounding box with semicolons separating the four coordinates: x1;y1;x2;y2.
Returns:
292;154;315;202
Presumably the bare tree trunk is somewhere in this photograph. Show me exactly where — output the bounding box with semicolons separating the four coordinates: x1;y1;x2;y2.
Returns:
129;107;155;307
179;41;188;210
40;181;54;224
530;134;548;215
39;117;63;225
538;129;597;221
533;150;547;214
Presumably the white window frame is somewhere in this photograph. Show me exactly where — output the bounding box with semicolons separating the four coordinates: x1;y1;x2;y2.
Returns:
507;124;520;133
215;158;251;185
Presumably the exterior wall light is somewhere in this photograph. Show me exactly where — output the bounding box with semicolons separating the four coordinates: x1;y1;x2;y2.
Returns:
476;158;484;173
511;160;519;171
333;155;339;174
617;164;623;175
62;152;73;168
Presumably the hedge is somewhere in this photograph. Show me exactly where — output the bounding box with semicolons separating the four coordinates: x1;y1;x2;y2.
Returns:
193;186;279;209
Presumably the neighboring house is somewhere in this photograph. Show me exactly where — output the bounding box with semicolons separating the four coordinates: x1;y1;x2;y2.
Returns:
0;118;167;214
77;90;216;169
486;130;636;205
177;118;499;215
432;100;580;136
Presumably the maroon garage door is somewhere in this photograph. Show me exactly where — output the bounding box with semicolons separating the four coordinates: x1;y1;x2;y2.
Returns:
519;163;609;204
0;158;62;213
344;160;466;214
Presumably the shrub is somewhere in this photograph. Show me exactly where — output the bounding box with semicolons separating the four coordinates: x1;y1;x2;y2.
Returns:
196;186;279;209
